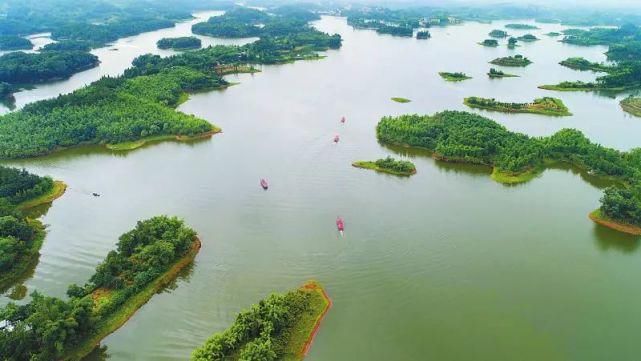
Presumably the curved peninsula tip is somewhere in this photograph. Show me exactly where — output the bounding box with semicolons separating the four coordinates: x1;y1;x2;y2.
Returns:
353;157;417;176
464;96;572;116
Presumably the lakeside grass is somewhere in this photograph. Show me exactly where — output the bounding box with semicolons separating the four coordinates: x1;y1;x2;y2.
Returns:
17;180;67;210
391;97;411;103
491;168;541;184
463;97;572;116
620;97;641;117
352;161;416;176
106;128;221;151
439;72;472;82
589;209;641;236
63;237;202;360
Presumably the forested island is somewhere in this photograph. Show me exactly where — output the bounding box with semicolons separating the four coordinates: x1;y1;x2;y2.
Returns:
621;96;641;117
157;36;202;50
546;32;561;37
391;97;411;103
0;216;201;360
507;37;518;48
0;35;33;50
505;24;539;30
416;30;431;39
376;111;641;233
353;157;417;176
489;30;508;38
439;72;472;81
480;39;498;47
559;57;613;72
488;68;518;78
0;11;342;159
0;166;65;291
464;97;571;116
192;281;331;361
0;51;99;84
490;55;532;67
517;34;539;42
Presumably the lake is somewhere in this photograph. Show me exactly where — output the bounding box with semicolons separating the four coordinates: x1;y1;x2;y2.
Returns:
3;15;641;361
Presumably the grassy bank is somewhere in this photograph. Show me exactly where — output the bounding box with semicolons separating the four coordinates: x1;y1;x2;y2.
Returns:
464;96;572;116
352;160;416;176
490;168;541;184
17;180;67;210
106;129;221;151
620;97;641;117
391;97;411;103
589;209;641;236
64;237;202;360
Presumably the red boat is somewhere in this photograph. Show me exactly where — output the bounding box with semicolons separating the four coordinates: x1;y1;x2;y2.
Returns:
260;178;268;190
334;135;340;143
340;116;346;123
336;217;344;232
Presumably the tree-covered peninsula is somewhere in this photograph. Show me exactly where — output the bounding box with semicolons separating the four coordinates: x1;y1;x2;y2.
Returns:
559;57;613;72
490;54;532;67
464;96;572;116
0;19;342;159
192;281;331;361
505;23;539;30
488;68;518;78
480;39;499;47
0;216;201;360
0;51;99;84
0;166;65;291
439;72;472;81
353;157;417;176
157;36;202;50
489;29;508;38
620;96;641;117
376;110;641;234
0;35;33;50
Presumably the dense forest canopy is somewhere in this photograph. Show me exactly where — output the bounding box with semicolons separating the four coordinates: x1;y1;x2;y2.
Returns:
0;35;33;50
0;216;198;361
0;51;99;84
157;36;202;50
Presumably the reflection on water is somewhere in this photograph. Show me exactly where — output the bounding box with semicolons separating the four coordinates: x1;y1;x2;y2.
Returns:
594;224;641;253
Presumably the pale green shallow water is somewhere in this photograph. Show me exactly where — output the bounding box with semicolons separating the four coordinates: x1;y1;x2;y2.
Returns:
3;15;641;361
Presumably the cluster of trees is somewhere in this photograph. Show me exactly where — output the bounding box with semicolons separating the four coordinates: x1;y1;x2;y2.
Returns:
0;35;32;50
416;30;431;39
505;24;539;29
376;25;414;37
464;96;570;115
480;39;498;47
439;72;471;81
192;288;316;360
376;111;641;225
488;68;517;78
508;37;518;48
0;82;14;99
489;30;508;38
0;166;53;276
374;157;416;174
600;185;641;226
559;57;613;72
620;96;641;117
157;36;202;50
517;34;538;42
0;216;197;360
561;24;640;46
41;40;93;52
0;51;99;84
490;54;532;66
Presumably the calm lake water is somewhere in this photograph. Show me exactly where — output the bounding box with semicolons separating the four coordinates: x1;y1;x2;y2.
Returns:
3;15;641;361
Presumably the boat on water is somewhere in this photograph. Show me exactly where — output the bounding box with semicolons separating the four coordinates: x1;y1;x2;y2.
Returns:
92;193;100;197
336;217;345;233
334;135;340;143
260;178;269;190
340;116;346;123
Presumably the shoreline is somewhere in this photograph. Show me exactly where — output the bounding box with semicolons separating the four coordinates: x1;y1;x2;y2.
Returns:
463;98;572;116
352;161;416;176
17;180;67;210
589;210;641;236
64;237;202;360
106;128;221;151
299;281;332;358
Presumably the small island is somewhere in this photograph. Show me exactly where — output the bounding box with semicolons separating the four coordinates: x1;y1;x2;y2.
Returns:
192;281;331;361
157;36;202;50
538;81;603;92
0;216;202;360
464;96;572;116
488;68;518;78
439;72;472;82
391;97;411;103
620;96;641;117
416;30;431;39
546;32;561;37
490;54;532;67
489;29;508;38
505;23;539;30
590;185;641;235
517;34;539;42
507;37;518;48
559;57;612;72
479;39;499;47
353;157;417;176
0;35;33;50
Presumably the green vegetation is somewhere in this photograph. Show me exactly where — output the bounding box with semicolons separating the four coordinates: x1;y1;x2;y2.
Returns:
621;96;641;117
41;40;93;52
488;68;518;78
546;32;561;37
416;30;431;39
391;97;411;103
0;216;201;360
561;25;640;47
0;166;62;290
0;17;341;159
192;281;331;361
353;157;417;176
157;36;202;50
505;24;539;30
464;97;571;116
517;34;539;42
0;35;32;50
507;37;518;48
0;51;99;84
559;57;613;72
376;110;641;231
376;25;413;37
480;39;498;47
489;29;508;38
439;72;472;81
490;54;532;67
